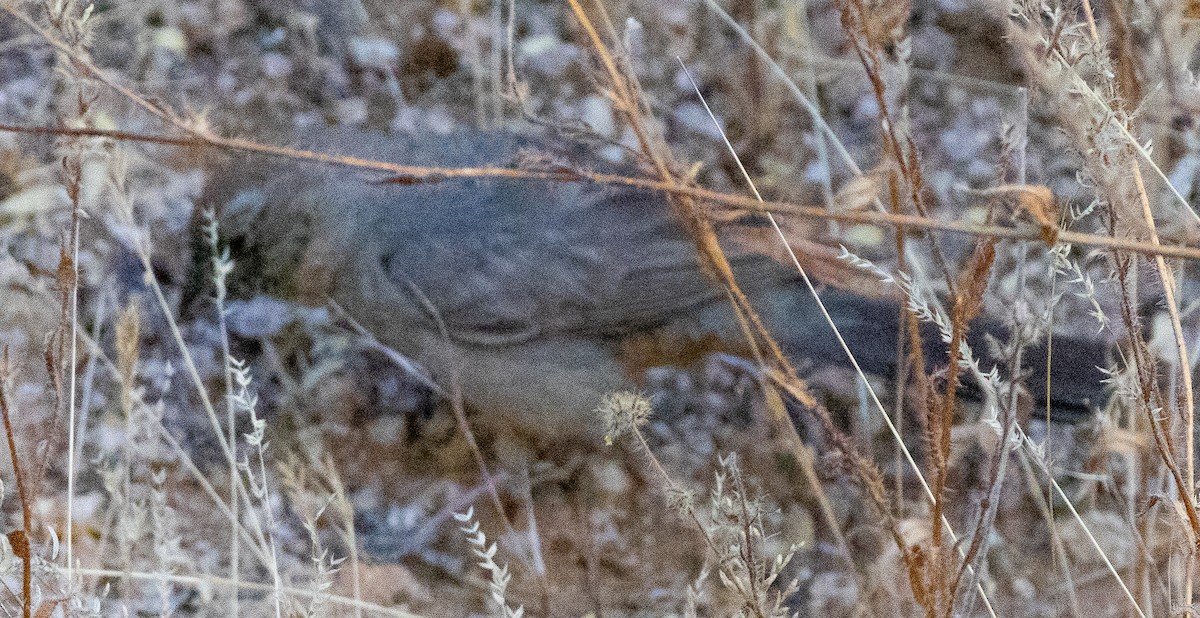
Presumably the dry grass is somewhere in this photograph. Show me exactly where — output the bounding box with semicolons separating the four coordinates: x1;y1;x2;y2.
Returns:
0;0;1194;616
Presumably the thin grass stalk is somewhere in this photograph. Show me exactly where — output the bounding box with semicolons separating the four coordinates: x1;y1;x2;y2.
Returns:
1019;426;1147;617
129;225;293;607
1049;46;1199;227
488;0;503;126
384;274;552;612
1130;157;1199;611
64;149;81;597
247;416;284;618
782;0;835;211
681;60;997;617
1015;448;1083;617
205;212;240;616
956;92;1034;613
565;16;889;603
1010;4;1199;611
156;429;272;567
71;567;426;618
833;3;981;609
1111;248;1199;586
322;455;363;618
0;352;32;618
1067;7;1200;605
4;123;1200;261
1130;159;1197;516
1132;455;1154;614
44;2;97;593
934;236;998;615
110;172;284;612
671;59;863;586
61;291;278;572
70;300;103;600
700;0;945;300
836;0;957;298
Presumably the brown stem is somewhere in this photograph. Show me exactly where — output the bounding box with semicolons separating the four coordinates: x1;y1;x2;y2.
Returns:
0;350;33;618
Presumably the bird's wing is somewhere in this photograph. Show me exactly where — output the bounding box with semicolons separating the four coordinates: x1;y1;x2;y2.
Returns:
371;179;793;344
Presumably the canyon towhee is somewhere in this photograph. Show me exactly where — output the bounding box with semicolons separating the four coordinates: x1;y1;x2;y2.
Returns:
202;128;1108;438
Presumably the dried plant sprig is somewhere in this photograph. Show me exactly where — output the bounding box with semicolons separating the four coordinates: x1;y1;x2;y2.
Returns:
276;447;370;617
839;248;1004;415
229;358;285;618
598;391;691;506
40;0;101;596
838;244;1009;614
1008;6;1200;611
295;501;344;618
1016;426;1147;617
453;507;524;618
204;207;244;616
1048;242;1108;333
596;390;653;446
680;54;959;613
598;388;808;610
706;453;800;618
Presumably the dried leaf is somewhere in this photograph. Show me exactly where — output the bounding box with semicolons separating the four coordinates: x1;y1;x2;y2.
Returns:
833;173;882;213
969;184;1059;243
726;221;897;300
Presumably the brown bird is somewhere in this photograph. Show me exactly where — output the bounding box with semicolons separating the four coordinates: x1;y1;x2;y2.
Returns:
201;127;1108;440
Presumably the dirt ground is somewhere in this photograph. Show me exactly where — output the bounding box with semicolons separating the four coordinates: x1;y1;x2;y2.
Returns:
0;0;1195;616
